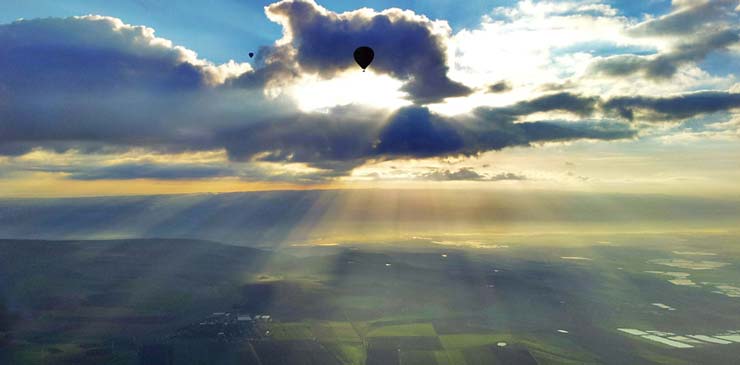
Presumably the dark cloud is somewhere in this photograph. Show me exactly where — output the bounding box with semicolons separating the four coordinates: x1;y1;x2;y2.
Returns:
538;80;578;92
488;81;512;93
0;14;635;177
0;13;638;180
225;45;299;89
219;95;634;168
0;16;219;93
628;0;738;37
260;0;472;103
374;107;464;157
589;29;740;79
470;92;600;133
0;88;279;157
0;15;271;156
214;90;740;173
499;92;598;117
517;120;633;142
603;91;740;121
219;107;385;174
12;12;740;183
220;107;456;167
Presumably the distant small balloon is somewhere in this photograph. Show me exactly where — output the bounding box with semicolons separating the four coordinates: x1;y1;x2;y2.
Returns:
248;52;254;58
353;46;374;72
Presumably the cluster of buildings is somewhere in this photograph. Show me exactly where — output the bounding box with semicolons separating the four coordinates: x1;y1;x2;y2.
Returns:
175;312;272;340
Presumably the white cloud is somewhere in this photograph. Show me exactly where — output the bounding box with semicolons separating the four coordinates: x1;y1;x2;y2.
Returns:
438;0;738;115
449;1;639;88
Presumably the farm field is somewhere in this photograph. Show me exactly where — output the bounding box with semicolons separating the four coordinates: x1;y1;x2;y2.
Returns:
1;232;739;364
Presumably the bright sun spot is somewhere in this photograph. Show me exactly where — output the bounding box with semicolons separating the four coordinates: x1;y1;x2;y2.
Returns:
289;71;411;112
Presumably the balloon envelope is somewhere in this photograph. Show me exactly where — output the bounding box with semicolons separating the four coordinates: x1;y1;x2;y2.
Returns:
353;46;374;71
248;52;254;58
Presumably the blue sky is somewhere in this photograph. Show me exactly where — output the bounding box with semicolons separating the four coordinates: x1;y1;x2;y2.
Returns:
0;0;739;197
3;0;673;63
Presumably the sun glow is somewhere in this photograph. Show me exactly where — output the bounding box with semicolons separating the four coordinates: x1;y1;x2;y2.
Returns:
289;71;411;112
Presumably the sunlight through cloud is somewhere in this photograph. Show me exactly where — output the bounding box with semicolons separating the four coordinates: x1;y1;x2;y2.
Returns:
289;71;411;112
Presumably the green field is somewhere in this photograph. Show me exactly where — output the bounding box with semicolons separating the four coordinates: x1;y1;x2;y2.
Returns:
1;233;740;364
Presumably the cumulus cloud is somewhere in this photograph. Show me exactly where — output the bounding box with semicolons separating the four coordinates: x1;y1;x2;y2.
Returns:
226;44;300;90
3;14;630;176
421;167;486;181
588;0;739;81
490;172;528;181
480;92;598;118
589;30;740;80
488;81;513;93
449;0;635;93
0;15;266;157
256;0;472;103
1;2;739;184
0;15;250;92
444;0;738;104
627;0;738;37
603;91;740;121
420;168;527;182
220;95;635;169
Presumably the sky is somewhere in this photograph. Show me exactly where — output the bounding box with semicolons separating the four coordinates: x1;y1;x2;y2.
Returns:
1;0;739;198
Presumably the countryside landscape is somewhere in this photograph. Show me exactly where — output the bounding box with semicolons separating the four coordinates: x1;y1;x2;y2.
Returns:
1;191;739;364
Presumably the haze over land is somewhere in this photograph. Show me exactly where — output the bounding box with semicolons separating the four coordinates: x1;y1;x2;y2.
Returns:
1;190;739;245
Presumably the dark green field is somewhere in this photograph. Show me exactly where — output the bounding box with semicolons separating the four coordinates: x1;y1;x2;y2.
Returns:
1;232;739;364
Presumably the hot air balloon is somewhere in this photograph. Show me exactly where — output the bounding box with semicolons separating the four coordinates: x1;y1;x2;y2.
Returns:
248;52;254;58
353;46;374;72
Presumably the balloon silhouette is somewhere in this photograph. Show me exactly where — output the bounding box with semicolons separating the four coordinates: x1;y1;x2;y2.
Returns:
248;52;254;58
353;46;374;72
